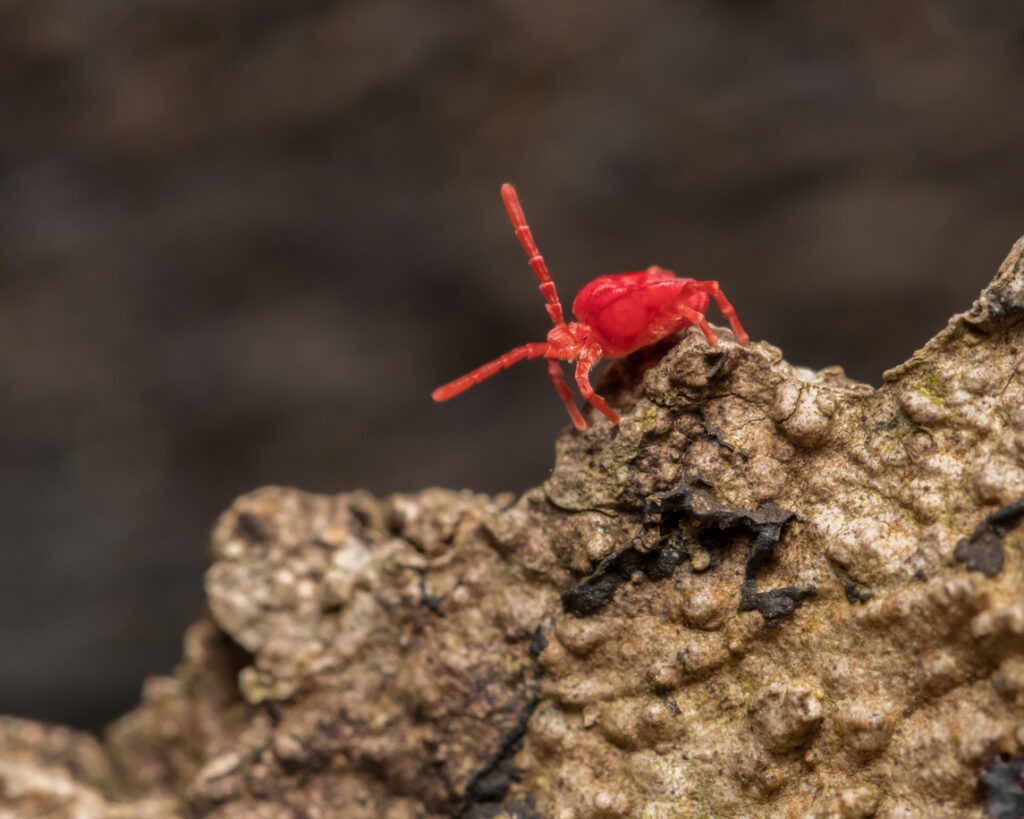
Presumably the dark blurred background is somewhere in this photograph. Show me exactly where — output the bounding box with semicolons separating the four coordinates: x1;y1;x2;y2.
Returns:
2;0;1023;733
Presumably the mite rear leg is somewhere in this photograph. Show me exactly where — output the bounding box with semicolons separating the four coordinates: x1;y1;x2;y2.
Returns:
671;302;721;348
688;281;749;345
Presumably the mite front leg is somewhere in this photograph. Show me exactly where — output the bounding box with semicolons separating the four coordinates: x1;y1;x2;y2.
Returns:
433;342;549;401
575;350;620;426
547;359;586;430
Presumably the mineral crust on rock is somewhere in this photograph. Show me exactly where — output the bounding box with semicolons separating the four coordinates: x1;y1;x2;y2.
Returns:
5;238;1024;817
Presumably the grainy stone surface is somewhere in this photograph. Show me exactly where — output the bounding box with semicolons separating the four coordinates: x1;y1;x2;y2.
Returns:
4;238;1024;816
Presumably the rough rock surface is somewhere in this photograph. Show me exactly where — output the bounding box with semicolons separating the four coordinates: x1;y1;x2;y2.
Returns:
5;238;1024;817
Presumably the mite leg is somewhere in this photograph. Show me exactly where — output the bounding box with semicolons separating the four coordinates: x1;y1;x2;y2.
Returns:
502;184;566;328
575;352;620;425
547;360;586;430
433;343;549;401
688;281;749;345
672;302;721;348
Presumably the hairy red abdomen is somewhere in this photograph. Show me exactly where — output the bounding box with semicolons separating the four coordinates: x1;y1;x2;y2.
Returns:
572;269;710;357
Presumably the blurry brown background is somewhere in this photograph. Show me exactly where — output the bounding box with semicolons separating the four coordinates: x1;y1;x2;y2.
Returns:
2;0;1023;732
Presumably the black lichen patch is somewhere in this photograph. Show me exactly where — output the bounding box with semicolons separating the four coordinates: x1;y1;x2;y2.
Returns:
983;284;1024;321
954;497;1024;578
459;699;539;817
844;582;874;604
529;626;548;657
462;796;540;819
981;755;1024;819
740;584;816;627
646;482;813;625
561;543;687;617
418;573;447;617
560;483;810;622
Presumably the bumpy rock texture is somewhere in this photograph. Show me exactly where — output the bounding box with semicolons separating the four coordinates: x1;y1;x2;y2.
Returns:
6;238;1024;817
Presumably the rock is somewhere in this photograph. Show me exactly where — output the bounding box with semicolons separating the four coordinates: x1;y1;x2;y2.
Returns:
6;237;1024;816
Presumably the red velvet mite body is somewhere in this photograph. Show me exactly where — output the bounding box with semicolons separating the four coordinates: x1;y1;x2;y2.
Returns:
432;184;750;430
572;269;712;358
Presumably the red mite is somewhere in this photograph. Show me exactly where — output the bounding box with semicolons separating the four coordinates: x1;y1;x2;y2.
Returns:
432;184;750;430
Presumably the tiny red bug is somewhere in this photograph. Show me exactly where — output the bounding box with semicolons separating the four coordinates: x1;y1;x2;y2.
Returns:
432;184;750;430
